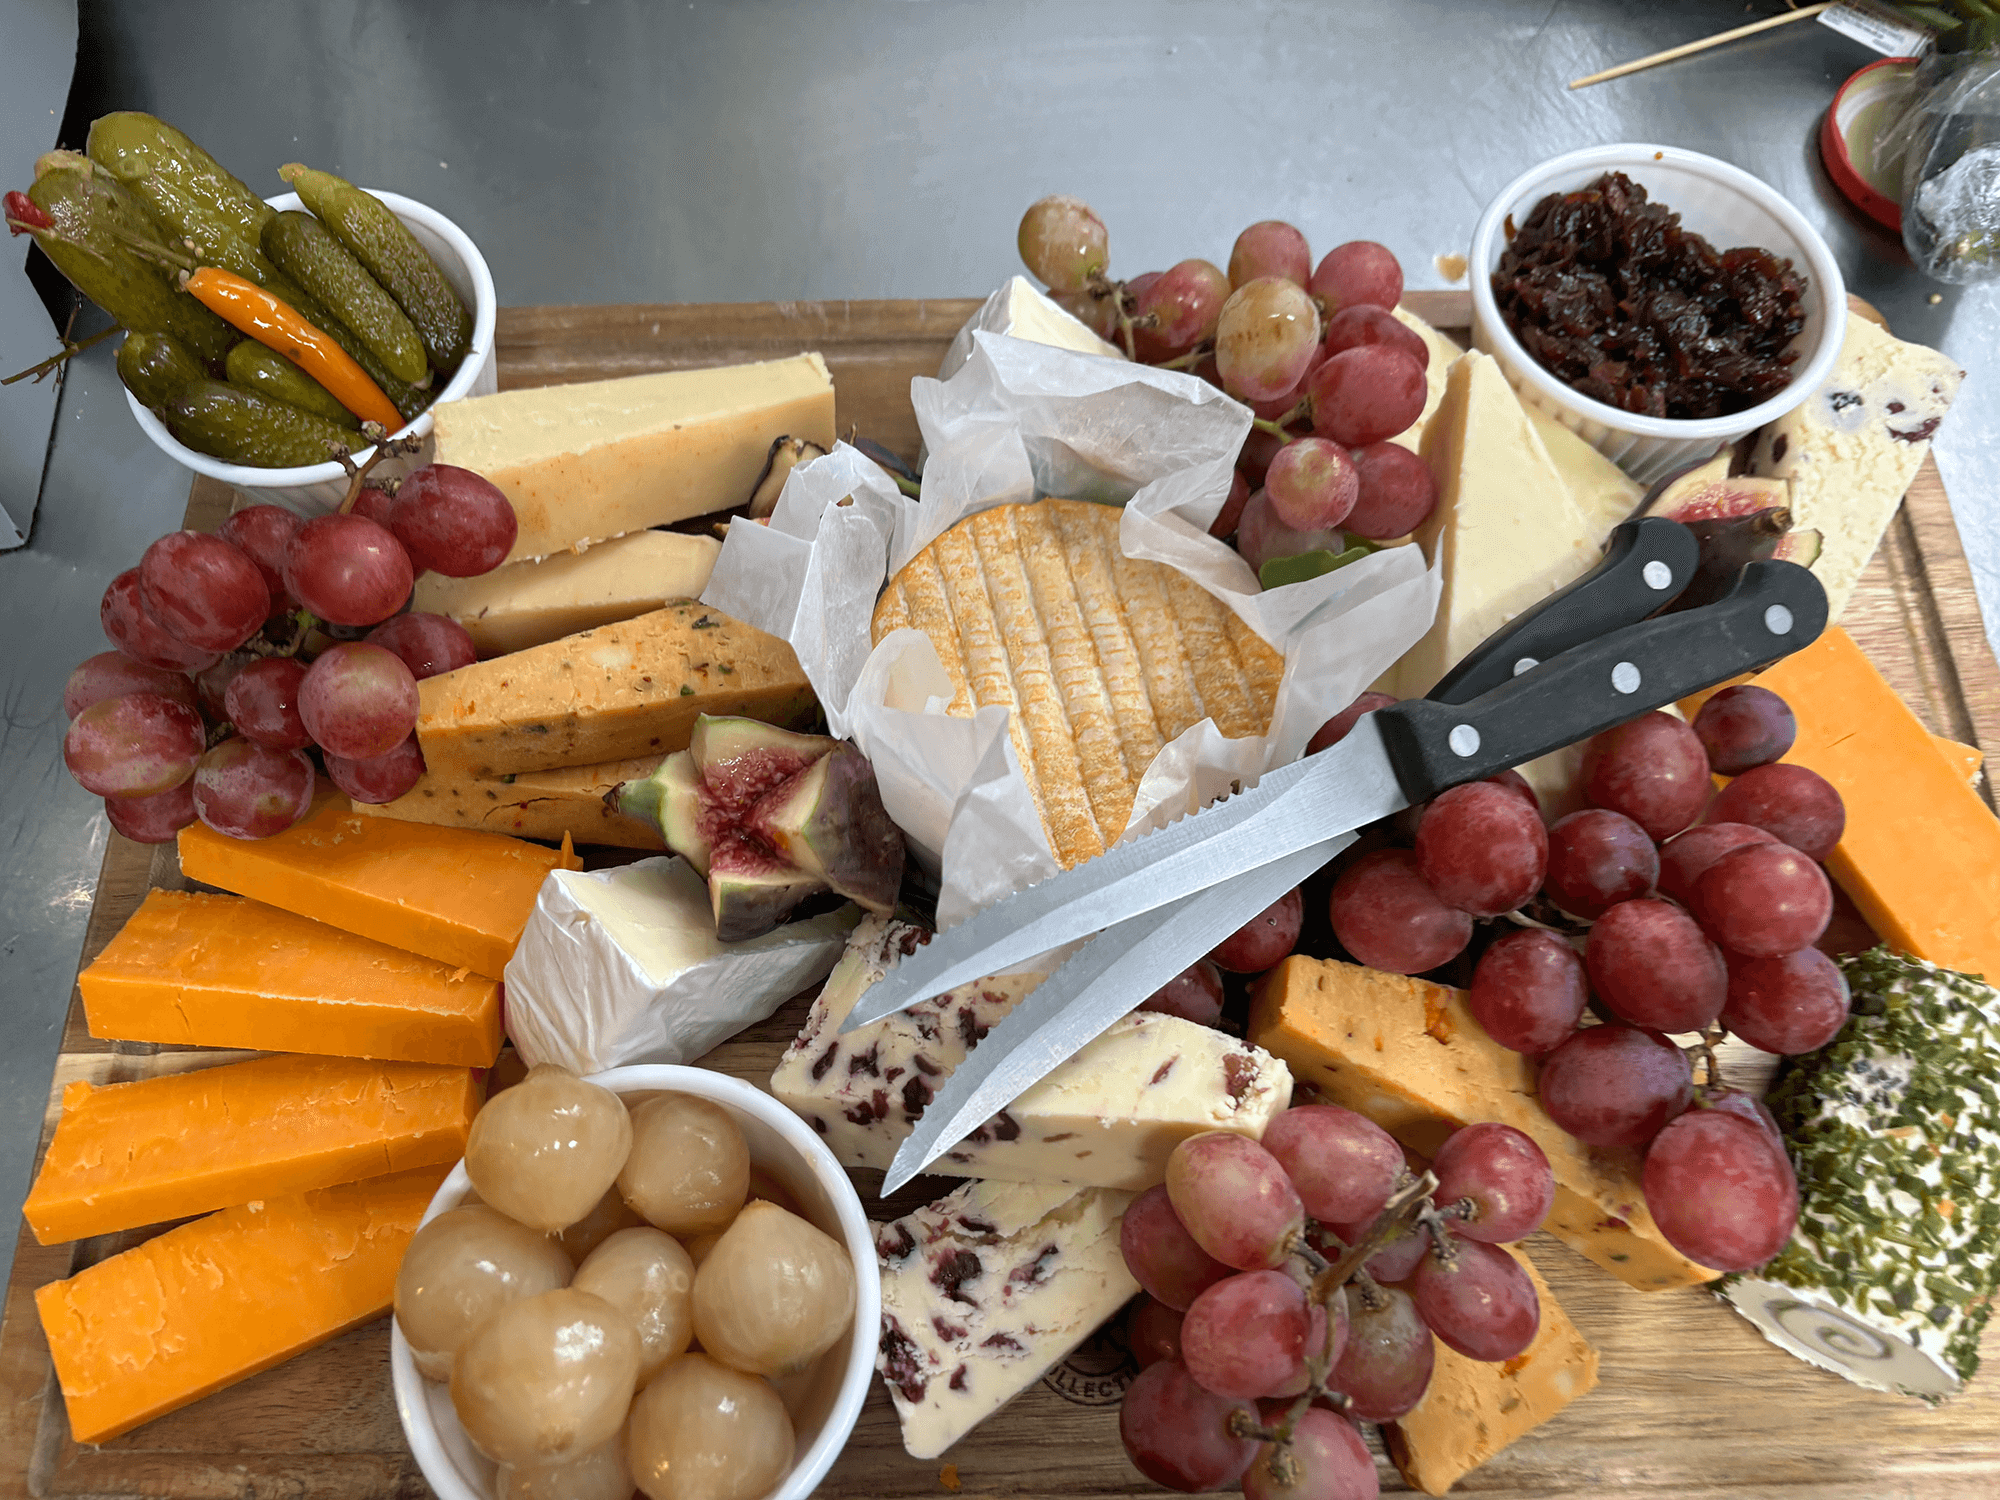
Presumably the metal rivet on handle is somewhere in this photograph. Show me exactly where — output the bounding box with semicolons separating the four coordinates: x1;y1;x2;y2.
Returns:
1513;656;1538;676
1764;604;1794;636
1612;661;1641;694
1642;560;1673;590
1448;725;1481;757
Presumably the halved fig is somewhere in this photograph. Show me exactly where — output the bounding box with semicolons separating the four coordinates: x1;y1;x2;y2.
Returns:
1642;456;1815;612
708;833;830;941
747;743;905;915
689;717;837;807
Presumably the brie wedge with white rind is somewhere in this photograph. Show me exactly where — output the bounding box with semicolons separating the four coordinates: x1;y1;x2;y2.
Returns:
503;857;857;1072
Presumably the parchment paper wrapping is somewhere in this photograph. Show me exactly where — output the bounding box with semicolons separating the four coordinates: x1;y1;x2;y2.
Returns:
703;327;1440;928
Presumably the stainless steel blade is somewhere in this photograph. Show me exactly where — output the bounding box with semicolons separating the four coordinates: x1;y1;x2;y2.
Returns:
841;718;1406;1033
880;832;1352;1195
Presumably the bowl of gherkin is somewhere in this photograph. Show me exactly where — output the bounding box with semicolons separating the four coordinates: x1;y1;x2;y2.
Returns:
11;113;496;515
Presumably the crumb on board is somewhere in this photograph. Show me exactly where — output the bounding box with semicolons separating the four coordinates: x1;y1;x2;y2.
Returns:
940;1462;961;1491
1434;252;1468;282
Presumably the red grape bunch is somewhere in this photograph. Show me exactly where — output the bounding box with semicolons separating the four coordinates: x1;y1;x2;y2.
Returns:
63;461;515;843
1014;199;1441;590
1117;1110;1555;1497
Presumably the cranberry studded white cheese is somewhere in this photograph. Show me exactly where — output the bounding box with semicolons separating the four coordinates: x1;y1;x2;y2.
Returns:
873;1179;1137;1458
770;914;1293;1191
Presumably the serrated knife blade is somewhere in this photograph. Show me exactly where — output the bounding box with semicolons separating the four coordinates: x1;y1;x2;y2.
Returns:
880;831;1350;1194
841;717;1406;1033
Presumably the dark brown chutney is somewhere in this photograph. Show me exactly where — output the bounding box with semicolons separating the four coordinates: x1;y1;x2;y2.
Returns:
1493;171;1807;421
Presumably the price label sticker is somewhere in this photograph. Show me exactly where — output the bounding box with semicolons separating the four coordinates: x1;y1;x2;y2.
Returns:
1820;0;1936;57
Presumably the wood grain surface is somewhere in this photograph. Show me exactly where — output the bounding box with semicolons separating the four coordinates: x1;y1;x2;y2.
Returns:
3;294;1996;1500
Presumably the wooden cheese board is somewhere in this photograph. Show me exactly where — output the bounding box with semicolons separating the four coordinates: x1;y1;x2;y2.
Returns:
3;292;1998;1500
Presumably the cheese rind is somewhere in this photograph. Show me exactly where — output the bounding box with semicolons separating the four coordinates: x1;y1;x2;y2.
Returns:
22;1053;476;1245
35;1166;446;1444
413;529;721;657
1385;1244;1600;1495
1682;628;2000;984
432;353;837;565
179;786;569;977
414;602;816;780
348;755;668;849
1748;317;1962;622
1248;956;1717;1290
772;915;1292;1190
873;1179;1137;1458
1397;352;1609;698
78;889;502;1066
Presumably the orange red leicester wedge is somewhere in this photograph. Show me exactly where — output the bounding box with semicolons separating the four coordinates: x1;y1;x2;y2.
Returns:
79;889;503;1067
35;1165;447;1445
22;1053;477;1246
177;783;577;977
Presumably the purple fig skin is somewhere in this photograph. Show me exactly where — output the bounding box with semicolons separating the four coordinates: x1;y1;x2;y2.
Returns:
749;743;906;915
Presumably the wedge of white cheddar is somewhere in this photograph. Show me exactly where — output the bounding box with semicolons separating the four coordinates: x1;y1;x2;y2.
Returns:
1249;956;1717;1291
413;529;720;657
772;914;1292;1190
874;1179;1137;1459
1748;315;1962;623
938;276;1124;379
432;353;836;565
1385;1243;1600;1495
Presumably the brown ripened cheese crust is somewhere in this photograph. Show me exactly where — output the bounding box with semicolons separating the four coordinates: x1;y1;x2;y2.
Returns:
414;602;816;780
872;499;1282;868
1248;955;1719;1291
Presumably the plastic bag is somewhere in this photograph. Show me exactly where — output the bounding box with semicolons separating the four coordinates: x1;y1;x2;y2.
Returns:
1878;49;2000;283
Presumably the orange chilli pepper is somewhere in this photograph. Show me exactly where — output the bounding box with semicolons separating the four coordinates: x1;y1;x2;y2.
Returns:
180;266;403;433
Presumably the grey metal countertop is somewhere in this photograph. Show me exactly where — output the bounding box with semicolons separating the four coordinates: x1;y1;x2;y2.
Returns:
2;0;1996;1264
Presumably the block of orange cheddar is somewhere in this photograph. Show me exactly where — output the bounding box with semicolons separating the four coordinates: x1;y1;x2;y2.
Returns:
36;1165;446;1444
178;784;574;977
1385;1243;1599;1495
80;890;503;1067
1681;628;2000;984
1249;956;1716;1291
22;1053;477;1245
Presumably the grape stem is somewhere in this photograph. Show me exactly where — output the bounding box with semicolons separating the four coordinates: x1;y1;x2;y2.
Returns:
1153;342;1213;371
331;429;424;515
1687;1022;1729;1087
1;323;118;386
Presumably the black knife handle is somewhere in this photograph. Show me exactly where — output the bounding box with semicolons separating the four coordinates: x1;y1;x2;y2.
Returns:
1377;559;1827;803
1427;517;1699;706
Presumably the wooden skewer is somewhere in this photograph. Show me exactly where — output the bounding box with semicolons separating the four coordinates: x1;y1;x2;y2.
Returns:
1568;2;1835;89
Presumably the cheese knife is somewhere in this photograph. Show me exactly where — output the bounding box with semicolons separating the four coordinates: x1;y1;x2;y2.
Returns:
847;549;1823;1035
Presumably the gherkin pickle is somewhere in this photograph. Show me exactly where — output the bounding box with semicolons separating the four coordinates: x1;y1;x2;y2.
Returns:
224;341;360;429
116;332;207;409
25;163;236;368
162;380;358;469
282;164;470;373
85;112;273;242
262;211;427;384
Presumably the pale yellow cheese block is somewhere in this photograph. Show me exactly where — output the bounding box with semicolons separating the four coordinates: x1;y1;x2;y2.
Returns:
1527;405;1644;537
350;756;667;849
1387;307;1464;455
871;499;1283;869
414;603;816;780
1385;1243;1600;1495
432;353;835;565
414;530;721;657
1248;956;1719;1291
1393;352;1601;700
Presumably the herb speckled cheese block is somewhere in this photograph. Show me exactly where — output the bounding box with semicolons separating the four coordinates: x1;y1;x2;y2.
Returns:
1747;316;1961;622
431;353;835;565
772;914;1292;1189
1249;956;1717;1290
873;1179;1137;1458
1385;1243;1599;1495
414;602;816;779
349;754;668;849
1721;950;2000;1401
413;529;720;657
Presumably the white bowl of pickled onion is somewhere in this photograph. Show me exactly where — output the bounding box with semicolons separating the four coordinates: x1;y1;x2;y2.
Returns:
390;1064;881;1500
125;188;497;517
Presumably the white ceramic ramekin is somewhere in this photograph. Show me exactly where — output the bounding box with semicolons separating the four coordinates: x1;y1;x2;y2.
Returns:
391;1064;881;1500
1469;144;1847;486
125;188;498;515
